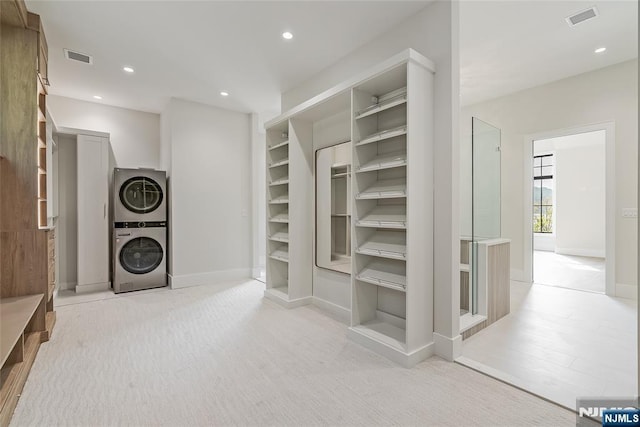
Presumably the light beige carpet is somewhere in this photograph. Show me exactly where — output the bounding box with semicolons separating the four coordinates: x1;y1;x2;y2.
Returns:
12;280;575;426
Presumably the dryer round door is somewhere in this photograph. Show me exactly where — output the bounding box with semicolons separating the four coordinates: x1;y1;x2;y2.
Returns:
119;176;164;214
119;237;164;274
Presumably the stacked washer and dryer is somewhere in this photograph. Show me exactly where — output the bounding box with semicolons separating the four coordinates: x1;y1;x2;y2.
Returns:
113;168;168;293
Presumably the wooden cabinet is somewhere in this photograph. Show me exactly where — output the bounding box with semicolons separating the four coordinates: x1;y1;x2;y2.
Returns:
76;135;110;293
0;3;53;425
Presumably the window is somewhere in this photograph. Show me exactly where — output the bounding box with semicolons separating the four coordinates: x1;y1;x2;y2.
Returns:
533;154;553;233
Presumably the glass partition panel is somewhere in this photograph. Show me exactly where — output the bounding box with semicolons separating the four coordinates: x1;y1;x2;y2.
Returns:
471;118;501;314
316;141;352;274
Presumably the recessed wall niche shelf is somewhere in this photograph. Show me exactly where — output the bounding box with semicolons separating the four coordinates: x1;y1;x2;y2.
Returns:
264;49;435;367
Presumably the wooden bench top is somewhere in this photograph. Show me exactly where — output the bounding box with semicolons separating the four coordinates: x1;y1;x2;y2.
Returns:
1;294;44;367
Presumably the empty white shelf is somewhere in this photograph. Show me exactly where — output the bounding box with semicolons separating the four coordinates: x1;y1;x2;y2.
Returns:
269;247;289;263
356;231;406;260
332;172;350;179
355;88;407;120
356;125;407;147
351;320;406;351
269;178;289;186
269;159;290;168
356;260;407;291
460;263;470;272
356;205;406;229
269;231;289;243
269;196;289;204
269;213;289;223
268;140;289;151
357;150;407;173
356;178;406;199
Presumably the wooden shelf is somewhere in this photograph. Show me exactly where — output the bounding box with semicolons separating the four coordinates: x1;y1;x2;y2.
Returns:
356;150;407;173
356;178;406;199
356;125;407;147
0;295;44;367
48;284;55;301
0;332;40;427
43;311;56;341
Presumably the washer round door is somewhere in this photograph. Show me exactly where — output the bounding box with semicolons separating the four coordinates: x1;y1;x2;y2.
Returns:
120;237;164;274
119;176;164;214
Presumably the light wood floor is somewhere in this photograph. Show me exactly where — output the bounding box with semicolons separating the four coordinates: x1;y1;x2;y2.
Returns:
460;281;636;410
534;250;605;293
13;280;576;426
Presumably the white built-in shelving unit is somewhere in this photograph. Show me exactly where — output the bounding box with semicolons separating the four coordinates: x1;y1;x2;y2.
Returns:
264;49;434;366
349;59;434;367
265;120;313;307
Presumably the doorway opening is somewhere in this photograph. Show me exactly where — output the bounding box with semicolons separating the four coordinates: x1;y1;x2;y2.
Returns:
532;130;606;293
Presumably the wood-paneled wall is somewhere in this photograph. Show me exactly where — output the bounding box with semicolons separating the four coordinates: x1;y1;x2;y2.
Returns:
0;3;46;331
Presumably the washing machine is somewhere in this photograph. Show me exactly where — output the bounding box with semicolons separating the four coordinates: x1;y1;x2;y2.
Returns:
113;222;167;293
114;168;166;222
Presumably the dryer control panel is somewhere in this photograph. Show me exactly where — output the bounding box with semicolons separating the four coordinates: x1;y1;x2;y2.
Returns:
114;221;167;229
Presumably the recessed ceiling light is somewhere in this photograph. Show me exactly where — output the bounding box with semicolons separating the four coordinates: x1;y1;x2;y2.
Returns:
594;47;606;53
123;66;135;73
220;91;229;97
93;95;102;100
282;31;293;40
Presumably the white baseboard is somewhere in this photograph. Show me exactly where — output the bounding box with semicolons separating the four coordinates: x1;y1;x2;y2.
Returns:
510;269;526;282
434;332;462;361
348;327;435;368
76;281;110;294
311;297;350;324
615;283;637;300
251;267;265;279
555;247;605;258
263;288;312;308
169;269;251;289
60;281;77;291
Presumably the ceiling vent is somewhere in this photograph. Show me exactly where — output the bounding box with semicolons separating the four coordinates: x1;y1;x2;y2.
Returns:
64;49;93;65
565;6;599;27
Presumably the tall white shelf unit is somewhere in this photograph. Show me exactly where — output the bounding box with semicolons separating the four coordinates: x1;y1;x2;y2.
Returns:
265;120;313;307
264;49;434;366
349;59;434;367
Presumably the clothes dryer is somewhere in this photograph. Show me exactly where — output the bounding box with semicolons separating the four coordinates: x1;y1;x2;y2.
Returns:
114;168;166;222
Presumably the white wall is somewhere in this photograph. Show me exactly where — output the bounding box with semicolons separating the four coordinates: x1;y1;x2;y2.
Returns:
56;134;77;290
282;1;461;358
554;132;606;257
162;98;252;287
250;113;266;278
461;59;638;289
48;95;160;169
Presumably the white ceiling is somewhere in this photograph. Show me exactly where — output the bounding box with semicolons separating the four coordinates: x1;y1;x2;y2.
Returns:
26;1;638;114
460;0;638;106
25;1;431;114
